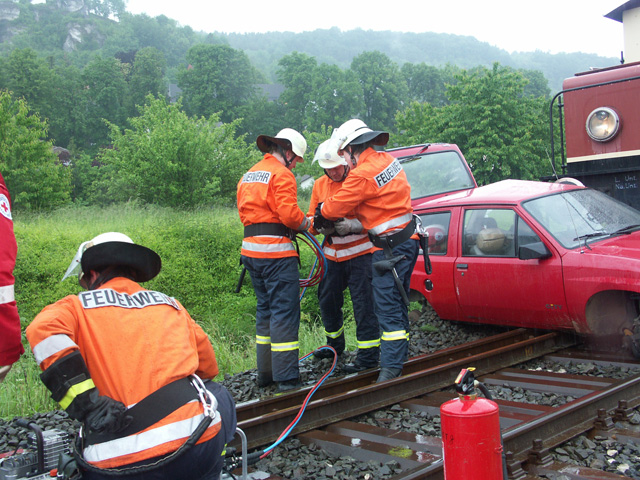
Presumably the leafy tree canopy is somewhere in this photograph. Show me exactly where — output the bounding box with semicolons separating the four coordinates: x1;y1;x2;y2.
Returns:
394;63;550;185
0;90;71;210
94;95;258;208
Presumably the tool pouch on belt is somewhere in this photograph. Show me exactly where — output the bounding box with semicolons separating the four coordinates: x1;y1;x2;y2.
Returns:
368;216;416;255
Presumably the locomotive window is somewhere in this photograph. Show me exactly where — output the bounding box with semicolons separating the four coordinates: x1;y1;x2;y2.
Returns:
586;107;620;142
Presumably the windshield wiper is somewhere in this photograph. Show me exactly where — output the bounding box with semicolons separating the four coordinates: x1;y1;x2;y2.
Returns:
573;232;609;242
610;224;640;236
573;231;609;249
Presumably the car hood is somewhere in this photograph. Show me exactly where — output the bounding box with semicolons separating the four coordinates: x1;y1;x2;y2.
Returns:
576;232;640;261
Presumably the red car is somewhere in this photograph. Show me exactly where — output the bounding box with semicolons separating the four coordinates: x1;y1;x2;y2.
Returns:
386;143;477;207
407;179;640;352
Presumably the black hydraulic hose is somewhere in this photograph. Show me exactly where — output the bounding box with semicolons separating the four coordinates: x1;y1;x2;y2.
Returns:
14;418;45;474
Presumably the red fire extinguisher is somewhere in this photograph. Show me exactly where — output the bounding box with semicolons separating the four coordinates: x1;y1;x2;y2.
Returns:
440;368;507;480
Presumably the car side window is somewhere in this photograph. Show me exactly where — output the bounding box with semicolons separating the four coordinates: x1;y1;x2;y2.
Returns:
463;209;516;257
516;217;542;249
417;211;451;255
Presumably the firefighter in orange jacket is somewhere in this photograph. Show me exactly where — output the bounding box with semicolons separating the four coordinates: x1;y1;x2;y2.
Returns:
307;137;380;372
317;119;419;383
237;128;310;393
26;232;236;480
0;171;24;383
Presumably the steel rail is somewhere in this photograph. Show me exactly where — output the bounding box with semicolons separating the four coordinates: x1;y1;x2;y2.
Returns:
388;368;640;479
233;330;576;450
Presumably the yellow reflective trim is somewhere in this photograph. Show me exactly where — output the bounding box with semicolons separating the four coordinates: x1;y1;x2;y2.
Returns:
256;335;271;345
357;338;381;349
271;341;299;352
324;326;345;339
59;378;95;410
381;330;407;342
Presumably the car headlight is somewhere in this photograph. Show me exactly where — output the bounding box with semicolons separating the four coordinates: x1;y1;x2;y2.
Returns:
585;107;620;142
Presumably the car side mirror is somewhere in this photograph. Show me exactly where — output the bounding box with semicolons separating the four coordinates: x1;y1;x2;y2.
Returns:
518;242;552;260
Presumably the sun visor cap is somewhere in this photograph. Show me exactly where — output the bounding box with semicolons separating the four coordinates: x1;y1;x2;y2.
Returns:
313;138;348;169
256;128;307;161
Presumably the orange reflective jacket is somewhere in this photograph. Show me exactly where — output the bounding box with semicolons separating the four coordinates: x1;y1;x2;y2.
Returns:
237;154;307;259
321;149;413;238
26;277;220;468
307;175;373;262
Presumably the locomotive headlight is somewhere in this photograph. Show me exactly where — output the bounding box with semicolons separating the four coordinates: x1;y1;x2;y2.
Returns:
585;107;620;142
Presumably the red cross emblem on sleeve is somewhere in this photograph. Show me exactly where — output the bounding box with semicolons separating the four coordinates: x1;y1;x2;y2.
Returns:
0;194;12;220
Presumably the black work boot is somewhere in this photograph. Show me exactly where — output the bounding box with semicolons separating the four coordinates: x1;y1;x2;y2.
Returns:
376;367;402;383
257;371;273;387
277;378;302;393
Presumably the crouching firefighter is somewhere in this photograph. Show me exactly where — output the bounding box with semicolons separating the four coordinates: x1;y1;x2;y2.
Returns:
26;232;237;480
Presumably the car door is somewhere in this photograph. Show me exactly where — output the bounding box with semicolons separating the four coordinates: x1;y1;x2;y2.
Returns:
453;207;568;329
412;209;461;321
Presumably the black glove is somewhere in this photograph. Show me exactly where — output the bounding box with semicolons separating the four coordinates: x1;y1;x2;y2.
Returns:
314;203;335;232
76;389;133;434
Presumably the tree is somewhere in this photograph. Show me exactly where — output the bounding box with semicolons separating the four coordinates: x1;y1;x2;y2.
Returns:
177;44;263;123
77;55;128;149
401;62;458;107
304;63;364;133
350;51;408;131
0;90;70;210
95;96;257;207
127;47;167;117
277;52;317;131
394;63;550;185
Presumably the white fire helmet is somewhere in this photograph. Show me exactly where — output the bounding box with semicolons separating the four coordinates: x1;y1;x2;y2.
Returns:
62;232;161;286
333;119;389;150
256;128;307;161
313;137;348;169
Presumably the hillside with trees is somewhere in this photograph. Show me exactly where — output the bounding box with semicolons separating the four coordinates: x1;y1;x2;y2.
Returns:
0;0;617;212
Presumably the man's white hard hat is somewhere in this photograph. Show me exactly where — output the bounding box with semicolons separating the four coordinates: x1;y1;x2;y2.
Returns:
333;119;389;150
313;137;348;169
256;128;307;161
62;232;161;285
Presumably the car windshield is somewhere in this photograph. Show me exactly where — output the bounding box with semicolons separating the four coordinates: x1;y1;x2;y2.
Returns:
400;150;475;201
523;189;640;249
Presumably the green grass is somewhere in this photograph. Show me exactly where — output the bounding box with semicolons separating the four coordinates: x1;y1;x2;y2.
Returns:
1;203;359;419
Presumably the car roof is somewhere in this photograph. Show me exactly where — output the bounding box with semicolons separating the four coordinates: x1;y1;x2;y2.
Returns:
386;143;462;157
413;179;585;210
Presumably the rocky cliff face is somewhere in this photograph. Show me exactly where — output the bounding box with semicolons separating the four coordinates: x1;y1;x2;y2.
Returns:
0;0;107;52
0;2;20;22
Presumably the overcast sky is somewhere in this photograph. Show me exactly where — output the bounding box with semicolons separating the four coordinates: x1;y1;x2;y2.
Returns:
122;0;626;58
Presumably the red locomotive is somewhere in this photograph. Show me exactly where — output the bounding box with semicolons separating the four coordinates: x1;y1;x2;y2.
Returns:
550;2;640;210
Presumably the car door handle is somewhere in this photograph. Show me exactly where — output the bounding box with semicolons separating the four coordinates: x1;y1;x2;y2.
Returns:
456;263;468;270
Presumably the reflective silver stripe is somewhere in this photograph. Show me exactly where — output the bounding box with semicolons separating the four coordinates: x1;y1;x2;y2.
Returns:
357;338;381;349
325;326;344;339
0;284;15;304
381;330;407;342
32;335;78;366
242;240;295;253
83;411;221;463
369;213;413;236
330;233;368;245
271;341;299;352
324;242;373;259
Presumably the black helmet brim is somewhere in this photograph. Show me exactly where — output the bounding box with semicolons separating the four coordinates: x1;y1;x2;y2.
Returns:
81;241;161;283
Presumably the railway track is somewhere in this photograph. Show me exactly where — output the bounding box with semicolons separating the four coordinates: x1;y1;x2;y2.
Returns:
228;329;640;479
